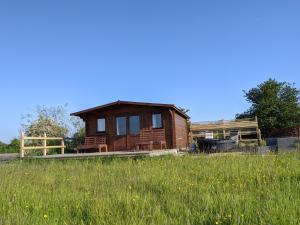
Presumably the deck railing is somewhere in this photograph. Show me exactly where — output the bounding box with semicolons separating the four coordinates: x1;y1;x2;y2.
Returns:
20;132;65;158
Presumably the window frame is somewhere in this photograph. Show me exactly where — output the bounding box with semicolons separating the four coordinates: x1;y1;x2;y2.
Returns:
96;118;106;133
152;113;163;129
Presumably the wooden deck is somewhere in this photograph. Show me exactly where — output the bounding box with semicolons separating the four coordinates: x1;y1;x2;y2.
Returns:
190;117;261;142
28;149;179;160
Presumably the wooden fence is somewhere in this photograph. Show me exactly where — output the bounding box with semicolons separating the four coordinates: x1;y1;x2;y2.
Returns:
20;133;65;158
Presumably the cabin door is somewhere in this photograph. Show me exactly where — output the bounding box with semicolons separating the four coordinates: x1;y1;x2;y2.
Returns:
115;116;141;151
127;115;141;150
115;117;128;151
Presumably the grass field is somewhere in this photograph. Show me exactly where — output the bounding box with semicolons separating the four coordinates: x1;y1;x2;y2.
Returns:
0;153;300;225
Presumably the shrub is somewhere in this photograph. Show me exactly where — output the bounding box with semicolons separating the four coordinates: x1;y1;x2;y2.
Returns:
260;140;267;146
0;139;19;154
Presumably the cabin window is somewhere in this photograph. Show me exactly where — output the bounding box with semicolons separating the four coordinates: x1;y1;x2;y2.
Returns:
129;116;140;135
116;117;127;136
152;113;162;129
97;118;106;132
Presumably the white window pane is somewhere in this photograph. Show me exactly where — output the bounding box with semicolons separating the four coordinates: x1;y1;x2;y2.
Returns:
130;116;140;135
97;118;106;132
116;117;127;135
152;114;162;128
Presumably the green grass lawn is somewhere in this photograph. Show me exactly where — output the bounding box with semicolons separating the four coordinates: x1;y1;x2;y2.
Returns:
0;153;300;225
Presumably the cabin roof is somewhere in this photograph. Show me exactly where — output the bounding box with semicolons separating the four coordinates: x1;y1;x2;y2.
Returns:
71;100;190;119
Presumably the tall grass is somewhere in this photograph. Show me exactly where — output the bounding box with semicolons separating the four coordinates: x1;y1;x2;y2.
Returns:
0;153;299;225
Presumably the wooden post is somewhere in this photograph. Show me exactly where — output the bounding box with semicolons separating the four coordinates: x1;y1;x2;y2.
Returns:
61;138;65;155
43;133;47;156
258;129;262;146
298;128;300;151
20;132;25;158
254;116;260;145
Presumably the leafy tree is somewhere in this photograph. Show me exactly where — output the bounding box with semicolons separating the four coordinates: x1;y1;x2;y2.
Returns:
0;139;20;154
73;128;85;143
70;116;85;146
22;105;69;137
9;138;20;149
236;78;300;137
178;107;190;115
0;141;7;147
20;104;86;153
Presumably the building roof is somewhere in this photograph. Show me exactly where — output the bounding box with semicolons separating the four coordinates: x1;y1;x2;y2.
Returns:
71;100;190;119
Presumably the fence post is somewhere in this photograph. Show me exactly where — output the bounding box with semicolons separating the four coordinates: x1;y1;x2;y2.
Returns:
43;133;47;156
61;138;65;155
298;128;300;151
20;132;25;158
258;129;262;146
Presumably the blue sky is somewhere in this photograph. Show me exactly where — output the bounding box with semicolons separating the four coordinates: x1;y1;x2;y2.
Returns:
0;0;300;143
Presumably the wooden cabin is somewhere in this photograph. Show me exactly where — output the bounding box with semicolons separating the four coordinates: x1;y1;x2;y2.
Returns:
71;101;189;152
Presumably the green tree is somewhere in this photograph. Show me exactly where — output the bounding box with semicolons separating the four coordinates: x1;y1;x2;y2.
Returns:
0;139;20;154
22;105;69;137
70;116;85;147
9;138;20;149
178;107;190;115
0;141;6;147
20;104;85;153
236;78;300;137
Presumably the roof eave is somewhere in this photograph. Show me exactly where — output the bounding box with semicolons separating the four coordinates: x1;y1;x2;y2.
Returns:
71;101;190;119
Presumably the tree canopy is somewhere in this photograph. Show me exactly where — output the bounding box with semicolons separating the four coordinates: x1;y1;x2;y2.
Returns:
178;107;190;115
22;104;70;137
236;78;300;137
0;141;7;147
